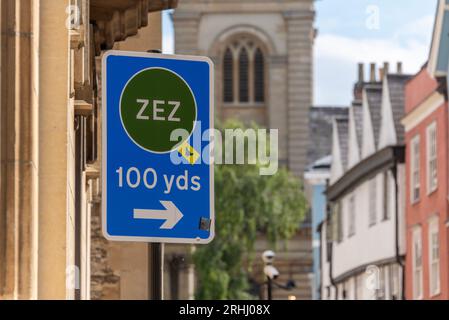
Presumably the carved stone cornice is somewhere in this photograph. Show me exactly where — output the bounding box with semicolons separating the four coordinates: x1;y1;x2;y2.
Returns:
91;0;178;52
282;10;315;21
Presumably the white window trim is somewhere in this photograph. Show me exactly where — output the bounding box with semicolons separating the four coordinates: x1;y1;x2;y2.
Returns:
412;226;423;300
426;122;438;195
389;264;400;300
337;201;343;243
428;216;441;297
410;135;420;204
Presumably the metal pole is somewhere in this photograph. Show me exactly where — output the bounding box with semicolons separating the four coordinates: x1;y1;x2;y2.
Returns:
148;243;164;300
267;276;272;300
146;49;165;301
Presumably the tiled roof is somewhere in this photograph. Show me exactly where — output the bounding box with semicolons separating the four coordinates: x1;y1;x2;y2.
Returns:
352;102;363;154
307;106;349;168
365;84;382;147
387;74;411;144
336;118;349;170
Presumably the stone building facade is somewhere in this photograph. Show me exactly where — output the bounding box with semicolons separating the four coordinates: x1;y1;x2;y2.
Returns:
173;0;315;300
0;0;178;300
173;0;314;176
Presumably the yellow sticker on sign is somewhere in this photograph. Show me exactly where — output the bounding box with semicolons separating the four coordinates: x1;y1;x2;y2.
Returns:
178;141;200;165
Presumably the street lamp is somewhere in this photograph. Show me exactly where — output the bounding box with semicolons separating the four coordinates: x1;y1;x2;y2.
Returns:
261;250;296;300
262;250;279;300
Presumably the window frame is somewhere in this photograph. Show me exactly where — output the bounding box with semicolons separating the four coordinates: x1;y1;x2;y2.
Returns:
389;264;399;300
254;47;265;103
348;193;356;237
412;226;423;300
337;201;343;243
428;217;440;297
377;267;386;300
331;201;343;243
221;36;267;107
410;135;421;204
223;48;234;103
238;47;249;103
426;122;438;195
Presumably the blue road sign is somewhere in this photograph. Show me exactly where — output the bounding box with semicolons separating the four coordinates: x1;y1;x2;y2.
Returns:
102;51;214;244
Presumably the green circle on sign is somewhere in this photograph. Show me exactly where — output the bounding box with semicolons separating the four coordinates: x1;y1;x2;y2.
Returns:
120;68;197;153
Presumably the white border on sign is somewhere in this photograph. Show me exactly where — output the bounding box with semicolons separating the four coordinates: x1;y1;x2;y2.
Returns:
101;50;215;244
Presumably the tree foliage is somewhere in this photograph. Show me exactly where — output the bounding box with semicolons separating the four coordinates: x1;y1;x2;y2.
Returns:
193;120;308;299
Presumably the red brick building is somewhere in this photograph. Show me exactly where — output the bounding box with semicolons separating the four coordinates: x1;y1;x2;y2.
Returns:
403;67;448;300
402;1;449;299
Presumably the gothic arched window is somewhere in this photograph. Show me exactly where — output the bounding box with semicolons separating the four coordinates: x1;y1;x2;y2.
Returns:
239;47;249;103
223;48;234;103
254;48;265;103
222;37;266;105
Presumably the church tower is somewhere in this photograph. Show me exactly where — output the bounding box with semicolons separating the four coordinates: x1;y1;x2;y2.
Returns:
173;0;315;300
173;0;315;176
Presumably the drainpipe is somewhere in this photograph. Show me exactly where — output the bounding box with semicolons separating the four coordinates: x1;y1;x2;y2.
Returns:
392;160;406;300
327;202;339;299
318;223;323;300
329;240;338;299
318;179;329;300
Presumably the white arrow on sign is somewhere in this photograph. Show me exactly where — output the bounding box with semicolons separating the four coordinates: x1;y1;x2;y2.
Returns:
133;201;184;229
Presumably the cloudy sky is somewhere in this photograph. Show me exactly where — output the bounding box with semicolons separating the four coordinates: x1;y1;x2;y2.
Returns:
162;0;438;106
315;0;437;105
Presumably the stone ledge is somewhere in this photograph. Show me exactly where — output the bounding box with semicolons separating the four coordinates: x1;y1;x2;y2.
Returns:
91;0;178;52
74;100;94;116
70;28;84;49
85;165;100;180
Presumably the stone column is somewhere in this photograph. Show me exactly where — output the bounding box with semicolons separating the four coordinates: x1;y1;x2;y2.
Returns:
268;55;289;164
38;0;71;299
173;12;201;55
283;10;315;176
210;56;222;120
0;0;39;300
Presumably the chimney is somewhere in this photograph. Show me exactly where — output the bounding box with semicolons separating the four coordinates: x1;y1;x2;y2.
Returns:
370;63;376;82
353;63;365;101
379;68;384;81
383;62;389;75
358;63;364;84
379;62;389;80
397;62;403;74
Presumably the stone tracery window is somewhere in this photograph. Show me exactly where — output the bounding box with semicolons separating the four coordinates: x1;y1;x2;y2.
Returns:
222;36;266;105
254;48;265;103
238;47;249;102
223;48;234;103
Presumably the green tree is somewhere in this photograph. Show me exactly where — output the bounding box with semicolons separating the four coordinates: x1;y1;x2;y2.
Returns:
194;120;308;300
